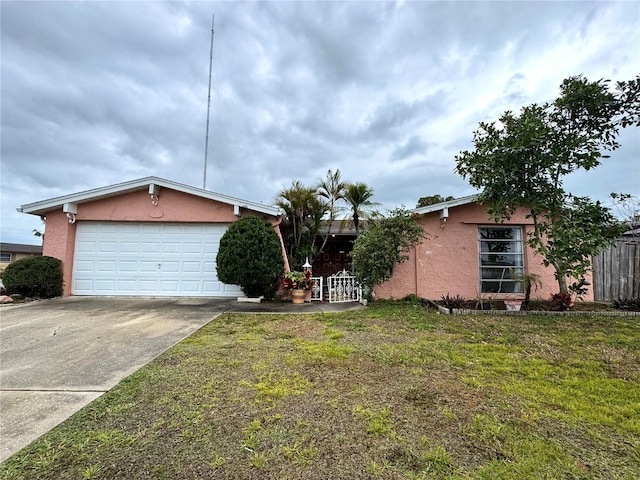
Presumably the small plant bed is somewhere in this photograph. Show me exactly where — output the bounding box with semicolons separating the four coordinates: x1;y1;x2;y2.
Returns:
438;294;620;314
2;300;639;479
527;300;617;312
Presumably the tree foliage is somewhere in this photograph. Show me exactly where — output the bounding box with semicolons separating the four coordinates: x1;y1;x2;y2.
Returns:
315;169;347;259
416;195;454;208
3;255;63;298
276;180;328;270
216;216;284;298
276;170;378;269
343;182;379;236
350;208;424;287
455;75;638;294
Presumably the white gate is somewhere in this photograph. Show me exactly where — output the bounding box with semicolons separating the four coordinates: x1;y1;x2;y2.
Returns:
311;276;323;301
328;270;362;303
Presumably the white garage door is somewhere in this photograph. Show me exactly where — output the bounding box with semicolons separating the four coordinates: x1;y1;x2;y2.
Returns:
72;222;243;297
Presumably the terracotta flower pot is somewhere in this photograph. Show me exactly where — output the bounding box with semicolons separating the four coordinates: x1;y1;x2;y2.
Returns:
291;289;306;304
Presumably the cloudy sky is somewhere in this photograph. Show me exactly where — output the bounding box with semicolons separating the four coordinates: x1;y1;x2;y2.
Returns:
2;1;639;244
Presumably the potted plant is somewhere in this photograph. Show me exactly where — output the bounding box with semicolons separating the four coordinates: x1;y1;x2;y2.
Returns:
282;270;315;304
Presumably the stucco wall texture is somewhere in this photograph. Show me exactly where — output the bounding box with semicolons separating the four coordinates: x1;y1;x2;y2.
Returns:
375;203;594;302
42;189;286;296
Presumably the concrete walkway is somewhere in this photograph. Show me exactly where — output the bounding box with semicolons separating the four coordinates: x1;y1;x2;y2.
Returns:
0;297;363;462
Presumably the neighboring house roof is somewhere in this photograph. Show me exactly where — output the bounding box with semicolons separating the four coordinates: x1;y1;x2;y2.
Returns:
18;176;282;217
0;243;43;255
623;220;640;237
318;220;364;236
412;194;480;215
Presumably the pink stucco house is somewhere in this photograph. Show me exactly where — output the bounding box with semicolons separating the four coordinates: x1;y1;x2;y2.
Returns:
19;178;589;302
375;195;594;302
19;177;287;297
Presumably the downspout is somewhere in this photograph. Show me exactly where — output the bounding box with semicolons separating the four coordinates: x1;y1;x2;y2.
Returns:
414;244;418;297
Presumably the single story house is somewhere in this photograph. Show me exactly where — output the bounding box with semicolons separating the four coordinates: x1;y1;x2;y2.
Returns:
19;177;287;297
0;243;43;273
19;178;593;302
375;195;594;302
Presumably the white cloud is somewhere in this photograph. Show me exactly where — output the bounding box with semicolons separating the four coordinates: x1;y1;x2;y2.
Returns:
1;1;638;244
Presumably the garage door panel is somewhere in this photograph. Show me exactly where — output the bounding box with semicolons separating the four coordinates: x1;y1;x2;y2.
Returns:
97;260;117;272
79;223;101;234
139;279;161;292
203;261;216;274
76;241;97;253
74;279;94;291
161;242;181;254
183;243;203;254
207;281;223;293
117;280;136;292
182;262;202;273
159;280;179;292
140;224;163;234
139;261;160;273
74;260;95;272
120;242;139;254
95;280;116;292
161;262;180;273
140;242;161;253
118;261;138;272
99;242;118;254
72;222;243;296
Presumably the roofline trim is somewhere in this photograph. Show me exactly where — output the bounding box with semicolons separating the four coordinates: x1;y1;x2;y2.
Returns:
19;177;281;217
411;194;480;215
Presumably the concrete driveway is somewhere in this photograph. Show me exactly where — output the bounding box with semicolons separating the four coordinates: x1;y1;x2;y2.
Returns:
0;296;234;462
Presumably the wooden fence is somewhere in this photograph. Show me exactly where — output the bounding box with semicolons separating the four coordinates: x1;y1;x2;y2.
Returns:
592;237;640;301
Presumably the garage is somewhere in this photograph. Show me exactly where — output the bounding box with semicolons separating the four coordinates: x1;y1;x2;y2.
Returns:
72;222;243;296
19;177;284;297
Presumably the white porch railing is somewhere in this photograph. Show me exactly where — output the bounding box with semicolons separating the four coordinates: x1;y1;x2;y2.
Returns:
310;276;323;301
328;270;362;303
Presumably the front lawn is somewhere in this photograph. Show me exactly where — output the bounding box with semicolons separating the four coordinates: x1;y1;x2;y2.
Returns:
2;301;639;479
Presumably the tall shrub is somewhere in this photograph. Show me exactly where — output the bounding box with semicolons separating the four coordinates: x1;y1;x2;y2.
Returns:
351;208;424;287
216;216;284;298
3;255;63;298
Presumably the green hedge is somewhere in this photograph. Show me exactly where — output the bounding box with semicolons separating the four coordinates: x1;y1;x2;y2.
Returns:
3;255;63;298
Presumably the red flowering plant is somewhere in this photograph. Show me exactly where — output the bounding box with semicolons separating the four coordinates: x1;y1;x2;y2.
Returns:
281;270;315;291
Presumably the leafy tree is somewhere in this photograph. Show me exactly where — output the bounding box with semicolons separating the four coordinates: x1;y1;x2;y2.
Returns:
3;256;62;298
276;181;328;269
416;195;454;208
455;75;638;294
344;182;379;236
216;216;284;298
350;208;424;287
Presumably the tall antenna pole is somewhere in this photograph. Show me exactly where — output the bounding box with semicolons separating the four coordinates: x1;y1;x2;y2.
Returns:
203;14;214;190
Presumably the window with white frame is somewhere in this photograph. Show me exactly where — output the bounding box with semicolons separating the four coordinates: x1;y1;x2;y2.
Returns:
0;253;11;263
478;227;524;294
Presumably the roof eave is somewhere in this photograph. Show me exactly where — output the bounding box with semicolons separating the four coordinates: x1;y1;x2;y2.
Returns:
19;177;281;217
411;194;480;215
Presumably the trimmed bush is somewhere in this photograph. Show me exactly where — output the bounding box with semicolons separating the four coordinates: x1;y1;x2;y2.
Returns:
3;255;63;298
216;216;284;298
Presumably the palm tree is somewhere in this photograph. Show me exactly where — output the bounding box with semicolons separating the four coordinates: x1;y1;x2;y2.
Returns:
276;181;328;269
344;182;379;236
315;169;347;256
317;169;347;220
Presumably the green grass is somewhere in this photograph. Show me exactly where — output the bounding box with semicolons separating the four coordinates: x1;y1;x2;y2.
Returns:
2;301;639;479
